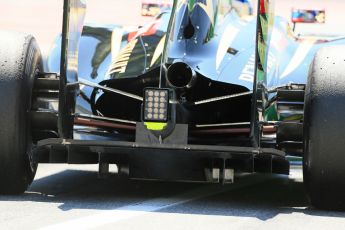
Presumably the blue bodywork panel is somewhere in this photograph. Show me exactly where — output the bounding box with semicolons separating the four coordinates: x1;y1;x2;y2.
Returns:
47;6;345;119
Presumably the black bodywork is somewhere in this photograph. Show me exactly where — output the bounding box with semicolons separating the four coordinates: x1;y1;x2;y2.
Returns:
32;0;296;183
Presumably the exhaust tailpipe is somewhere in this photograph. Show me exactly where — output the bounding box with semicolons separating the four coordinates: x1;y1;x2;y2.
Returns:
166;62;196;89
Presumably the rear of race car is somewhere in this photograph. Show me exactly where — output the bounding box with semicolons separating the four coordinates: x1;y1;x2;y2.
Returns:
4;0;345;211
32;0;291;184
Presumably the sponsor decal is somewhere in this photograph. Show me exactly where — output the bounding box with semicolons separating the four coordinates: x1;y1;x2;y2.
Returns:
239;51;275;82
216;24;240;70
107;39;138;75
239;53;255;82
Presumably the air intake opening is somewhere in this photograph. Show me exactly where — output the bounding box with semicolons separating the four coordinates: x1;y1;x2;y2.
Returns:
183;18;195;39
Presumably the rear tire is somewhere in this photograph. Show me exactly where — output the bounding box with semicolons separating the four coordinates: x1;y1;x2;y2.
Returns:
303;46;345;210
0;31;42;194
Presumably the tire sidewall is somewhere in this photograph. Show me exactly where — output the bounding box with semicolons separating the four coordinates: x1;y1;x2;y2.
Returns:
0;32;42;193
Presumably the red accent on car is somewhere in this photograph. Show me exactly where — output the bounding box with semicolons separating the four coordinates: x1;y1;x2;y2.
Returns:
127;31;137;42
260;0;266;14
127;18;161;42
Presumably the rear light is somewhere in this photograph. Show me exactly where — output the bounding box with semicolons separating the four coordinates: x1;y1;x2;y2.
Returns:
143;88;169;122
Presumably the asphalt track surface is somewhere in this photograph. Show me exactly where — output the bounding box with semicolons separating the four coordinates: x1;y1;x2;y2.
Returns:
1;0;345;229
1;165;345;229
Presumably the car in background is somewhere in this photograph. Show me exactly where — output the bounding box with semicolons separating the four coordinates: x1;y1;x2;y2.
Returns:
291;8;326;33
141;0;173;16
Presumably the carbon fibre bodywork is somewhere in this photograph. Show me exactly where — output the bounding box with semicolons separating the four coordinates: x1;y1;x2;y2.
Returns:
38;0;345;182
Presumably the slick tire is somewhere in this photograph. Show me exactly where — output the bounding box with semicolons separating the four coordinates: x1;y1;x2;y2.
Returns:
0;31;42;194
303;45;345;210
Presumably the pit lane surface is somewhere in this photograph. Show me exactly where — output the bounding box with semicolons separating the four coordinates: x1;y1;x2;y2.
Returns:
1;0;345;229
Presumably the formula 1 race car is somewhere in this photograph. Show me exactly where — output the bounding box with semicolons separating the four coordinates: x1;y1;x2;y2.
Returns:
291;8;326;32
141;0;173;16
1;0;345;210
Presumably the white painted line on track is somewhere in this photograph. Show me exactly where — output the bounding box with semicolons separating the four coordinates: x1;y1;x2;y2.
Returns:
39;174;276;230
